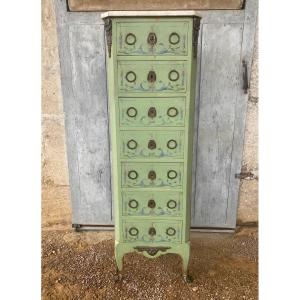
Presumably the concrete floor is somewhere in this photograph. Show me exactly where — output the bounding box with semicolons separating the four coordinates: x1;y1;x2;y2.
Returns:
42;226;258;299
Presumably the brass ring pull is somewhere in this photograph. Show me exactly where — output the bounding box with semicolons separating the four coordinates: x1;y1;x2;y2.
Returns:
148;199;156;209
148;139;156;150
128;170;138;180
148;170;156;180
126;107;137;117
125;33;137;45
167;170;177;179
168;70;179;82
129;227;139;236
125;71;137;83
167;200;177;209
167;139;177;150
167;107;178;117
147;32;157;46
169;32;180;45
127;139;138;150
148;227;156;236
128;199;138;209
147;71;156;83
148;107;157;118
166;227;176;236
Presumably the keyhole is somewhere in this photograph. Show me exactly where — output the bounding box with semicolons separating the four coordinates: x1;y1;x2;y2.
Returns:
147;71;156;83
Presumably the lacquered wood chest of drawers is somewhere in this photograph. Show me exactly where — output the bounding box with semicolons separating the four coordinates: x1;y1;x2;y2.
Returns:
102;11;200;281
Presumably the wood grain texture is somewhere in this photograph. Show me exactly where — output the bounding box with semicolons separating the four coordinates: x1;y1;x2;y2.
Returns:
55;0;112;224
55;0;257;228
226;0;258;227
193;23;243;227
68;0;244;11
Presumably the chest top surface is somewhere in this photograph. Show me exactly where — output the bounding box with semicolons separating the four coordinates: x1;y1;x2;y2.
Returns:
101;10;201;18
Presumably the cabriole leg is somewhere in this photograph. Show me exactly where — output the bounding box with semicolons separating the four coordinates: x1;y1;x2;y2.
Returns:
114;245;124;282
181;245;192;283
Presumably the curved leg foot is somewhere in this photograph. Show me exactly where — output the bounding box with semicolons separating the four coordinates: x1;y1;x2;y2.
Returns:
114;270;123;283
183;273;193;283
180;243;191;283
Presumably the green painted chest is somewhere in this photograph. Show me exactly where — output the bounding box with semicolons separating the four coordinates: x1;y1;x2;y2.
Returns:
102;11;200;281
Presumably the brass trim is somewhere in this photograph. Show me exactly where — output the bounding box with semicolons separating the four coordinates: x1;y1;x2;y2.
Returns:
128;170;138;180
133;246;171;257
125;71;137;83
125;33;136;45
169;32;180;45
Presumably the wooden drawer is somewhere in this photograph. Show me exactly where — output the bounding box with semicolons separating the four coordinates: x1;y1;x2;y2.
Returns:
122;220;182;243
118;97;186;127
122;191;182;217
116;20;189;56
121;162;183;188
118;61;187;94
120;130;185;159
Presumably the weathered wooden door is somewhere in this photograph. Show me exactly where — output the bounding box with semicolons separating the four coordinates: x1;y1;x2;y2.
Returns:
191;1;257;228
55;0;257;229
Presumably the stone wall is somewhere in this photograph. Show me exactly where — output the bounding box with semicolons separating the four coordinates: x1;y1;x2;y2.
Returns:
41;0;258;229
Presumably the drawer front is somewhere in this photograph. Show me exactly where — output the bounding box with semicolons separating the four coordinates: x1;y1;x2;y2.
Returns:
122;191;182;217
118;61;187;94
120;130;184;159
116;21;189;56
122;220;182;243
121;162;183;188
119;97;186;127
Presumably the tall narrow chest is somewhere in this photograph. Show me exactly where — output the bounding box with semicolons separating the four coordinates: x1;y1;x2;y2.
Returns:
102;11;200;280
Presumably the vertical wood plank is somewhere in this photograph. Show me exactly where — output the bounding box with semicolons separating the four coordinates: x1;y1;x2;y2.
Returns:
226;0;258;227
193;22;243;227
54;0;82;223
55;0;112;225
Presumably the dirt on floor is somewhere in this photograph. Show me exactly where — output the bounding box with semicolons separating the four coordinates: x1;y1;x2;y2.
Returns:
42;227;258;300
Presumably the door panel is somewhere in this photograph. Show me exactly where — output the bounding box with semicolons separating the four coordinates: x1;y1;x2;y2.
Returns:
192;23;243;227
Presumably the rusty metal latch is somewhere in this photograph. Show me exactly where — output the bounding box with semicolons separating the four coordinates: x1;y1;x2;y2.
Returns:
242;60;249;94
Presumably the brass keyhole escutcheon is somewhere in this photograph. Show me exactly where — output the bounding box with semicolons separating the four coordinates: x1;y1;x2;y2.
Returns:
167;200;177;209
148;107;157;118
167;139;177;150
148;170;156;180
129;227;139;236
128;199;138;209
125;33;137;45
128;170;138;180
127;139;138;150
147;32;157;46
167;107;178;117
148;199;156;209
147;71;156;83
125;71;137;83
148;227;156;236
148;139;156;150
126;107;137;117
166;227;176;236
167;170;177;179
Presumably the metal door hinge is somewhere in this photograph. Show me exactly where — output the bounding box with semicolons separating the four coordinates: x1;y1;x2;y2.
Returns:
104;17;112;58
235;171;256;180
242;60;249;94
